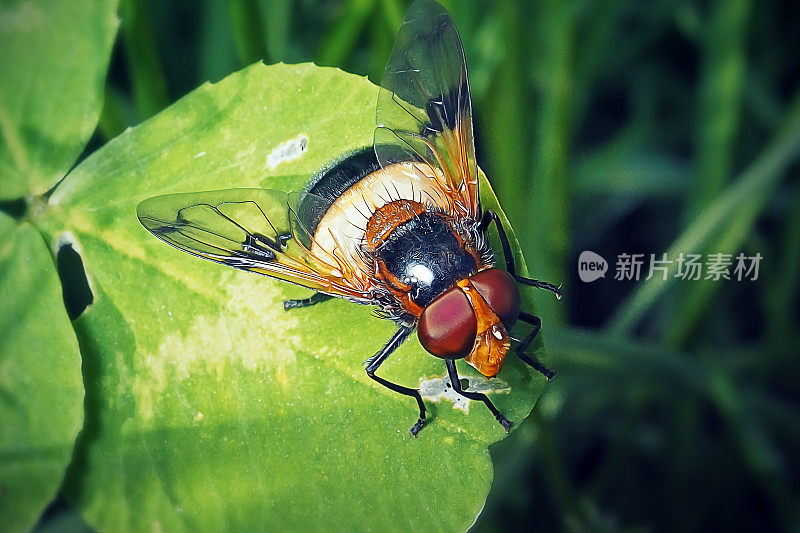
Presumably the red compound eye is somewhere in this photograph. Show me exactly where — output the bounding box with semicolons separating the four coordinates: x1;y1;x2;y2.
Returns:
418;287;477;359
470;268;521;329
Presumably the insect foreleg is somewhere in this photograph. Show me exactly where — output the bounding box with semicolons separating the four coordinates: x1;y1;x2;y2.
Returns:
479;210;563;299
444;359;513;431
283;292;332;310
513;312;555;381
478;209;516;275
365;326;427;436
515;277;563;299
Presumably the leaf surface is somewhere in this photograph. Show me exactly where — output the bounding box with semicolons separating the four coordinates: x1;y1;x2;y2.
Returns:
38;63;550;532
0;213;84;533
0;0;118;199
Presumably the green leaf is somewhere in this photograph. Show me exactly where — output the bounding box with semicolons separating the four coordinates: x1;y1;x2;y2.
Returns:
38;62;549;532
0;0;119;200
0;213;84;533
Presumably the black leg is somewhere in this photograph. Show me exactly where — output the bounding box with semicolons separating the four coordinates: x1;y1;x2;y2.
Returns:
283;292;332;311
514;312;555;380
445;359;513;431
516;277;563;299
479;210;516;275
365;326;427;436
479;210;563;299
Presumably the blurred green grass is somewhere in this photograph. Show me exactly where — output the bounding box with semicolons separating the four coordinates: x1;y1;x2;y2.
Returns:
73;0;800;531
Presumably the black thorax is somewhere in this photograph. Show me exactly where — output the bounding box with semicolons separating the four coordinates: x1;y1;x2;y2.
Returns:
375;211;477;308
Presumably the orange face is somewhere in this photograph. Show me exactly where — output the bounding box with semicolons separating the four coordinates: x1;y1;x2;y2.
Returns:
417;268;521;377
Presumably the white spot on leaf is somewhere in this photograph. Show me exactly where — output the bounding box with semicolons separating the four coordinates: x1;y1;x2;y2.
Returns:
55;231;80;255
419;374;511;413
265;133;309;170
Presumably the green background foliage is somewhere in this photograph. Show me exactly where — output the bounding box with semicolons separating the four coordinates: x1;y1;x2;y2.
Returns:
0;0;116;531
2;0;800;531
0;0;118;200
0;214;84;533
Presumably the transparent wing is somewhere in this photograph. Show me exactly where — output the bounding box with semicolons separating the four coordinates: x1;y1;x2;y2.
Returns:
375;0;479;219
136;189;374;302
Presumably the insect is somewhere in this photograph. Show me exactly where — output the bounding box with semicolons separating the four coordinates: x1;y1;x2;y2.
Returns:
137;0;561;436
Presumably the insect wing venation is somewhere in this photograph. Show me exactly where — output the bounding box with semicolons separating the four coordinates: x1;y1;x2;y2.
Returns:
136;189;374;302
375;0;480;220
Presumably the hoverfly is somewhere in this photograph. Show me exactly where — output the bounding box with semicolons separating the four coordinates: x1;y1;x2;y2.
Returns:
137;0;561;436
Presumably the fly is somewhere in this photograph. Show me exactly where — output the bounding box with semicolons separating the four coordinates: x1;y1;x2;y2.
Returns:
137;0;562;436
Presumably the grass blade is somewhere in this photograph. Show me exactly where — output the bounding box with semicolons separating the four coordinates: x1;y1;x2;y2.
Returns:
607;94;800;334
